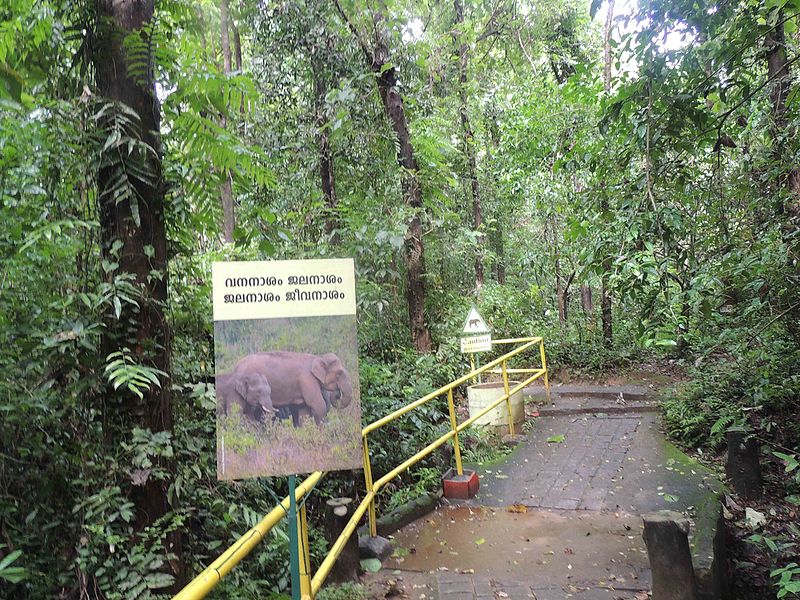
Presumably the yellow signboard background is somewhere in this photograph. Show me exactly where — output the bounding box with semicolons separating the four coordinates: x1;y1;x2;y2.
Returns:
212;258;356;321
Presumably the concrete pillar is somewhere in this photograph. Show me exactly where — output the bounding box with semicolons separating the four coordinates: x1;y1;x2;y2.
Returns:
642;510;699;600
725;426;762;500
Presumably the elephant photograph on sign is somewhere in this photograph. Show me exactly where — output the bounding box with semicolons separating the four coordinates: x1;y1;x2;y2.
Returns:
214;315;362;480
233;351;353;427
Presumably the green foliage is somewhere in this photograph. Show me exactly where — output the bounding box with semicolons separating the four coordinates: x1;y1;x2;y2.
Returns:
317;582;369;600
104;350;167;400
359;349;455;486
663;343;800;449
3;0;800;597
385;467;441;511
772;563;800;599
0;548;27;584
774;452;800;492
459;427;512;465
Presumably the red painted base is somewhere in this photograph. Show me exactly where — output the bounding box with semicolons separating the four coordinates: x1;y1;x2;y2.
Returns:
442;468;480;500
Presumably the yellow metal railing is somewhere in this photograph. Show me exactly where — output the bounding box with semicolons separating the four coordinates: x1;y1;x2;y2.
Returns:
173;336;549;600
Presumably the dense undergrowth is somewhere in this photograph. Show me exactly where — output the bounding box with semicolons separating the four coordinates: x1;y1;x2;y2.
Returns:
3;0;800;598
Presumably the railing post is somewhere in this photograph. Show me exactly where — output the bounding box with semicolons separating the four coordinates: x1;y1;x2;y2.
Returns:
446;388;464;475
539;339;551;404
501;359;514;436
469;354;476;384
298;501;312;598
363;435;377;537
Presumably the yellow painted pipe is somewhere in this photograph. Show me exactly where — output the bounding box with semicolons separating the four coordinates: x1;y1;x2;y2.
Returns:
361;340;538;436
374;430;457;491
310;490;375;595
172;471;323;600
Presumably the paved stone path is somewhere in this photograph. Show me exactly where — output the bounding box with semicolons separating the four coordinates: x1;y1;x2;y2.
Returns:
505;415;641;511
366;384;724;600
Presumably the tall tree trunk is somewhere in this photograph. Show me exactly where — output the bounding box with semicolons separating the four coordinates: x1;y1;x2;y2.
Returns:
369;13;432;352
333;1;433;352
312;44;339;243
766;16;800;201
765;16;800;341
454;0;483;292
556;269;575;327
600;0;614;346
495;230;506;284
93;0;183;585
220;0;235;243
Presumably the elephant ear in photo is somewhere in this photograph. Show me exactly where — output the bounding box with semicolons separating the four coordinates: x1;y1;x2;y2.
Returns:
234;377;248;399
311;355;328;383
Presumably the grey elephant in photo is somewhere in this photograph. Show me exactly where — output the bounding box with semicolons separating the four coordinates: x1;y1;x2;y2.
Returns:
232;351;354;427
215;372;276;423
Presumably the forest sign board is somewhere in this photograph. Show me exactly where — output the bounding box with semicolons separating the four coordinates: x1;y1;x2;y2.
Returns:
212;258;362;480
460;306;491;353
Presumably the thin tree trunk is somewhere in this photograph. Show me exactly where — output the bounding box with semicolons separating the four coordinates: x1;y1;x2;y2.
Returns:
93;0;183;586
220;0;235;243
581;285;594;314
454;0;483;292
558;271;575;327
333;0;433;351
312;44;339;243
603;0;615;88
766;17;800;200
600;0;614;345
232;23;243;72
495;231;506;284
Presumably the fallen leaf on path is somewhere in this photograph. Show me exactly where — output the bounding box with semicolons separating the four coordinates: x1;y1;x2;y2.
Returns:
508;504;528;513
745;507;766;528
475;538;486;545
546;434;566;443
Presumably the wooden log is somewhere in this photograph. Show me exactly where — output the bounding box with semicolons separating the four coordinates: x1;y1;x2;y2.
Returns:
725;426;762;500
643;511;699;600
324;497;359;583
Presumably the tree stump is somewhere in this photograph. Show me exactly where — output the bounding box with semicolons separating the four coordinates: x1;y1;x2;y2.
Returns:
642;511;699;600
324;497;359;583
725;426;762;500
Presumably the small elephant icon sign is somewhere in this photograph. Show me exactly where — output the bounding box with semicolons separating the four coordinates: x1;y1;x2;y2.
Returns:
469;318;480;329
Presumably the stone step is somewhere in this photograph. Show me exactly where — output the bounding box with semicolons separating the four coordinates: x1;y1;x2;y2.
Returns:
524;384;650;400
534;400;660;417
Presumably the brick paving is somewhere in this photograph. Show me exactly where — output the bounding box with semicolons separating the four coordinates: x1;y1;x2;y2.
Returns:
437;572;535;599
369;385;723;600
486;415;642;511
